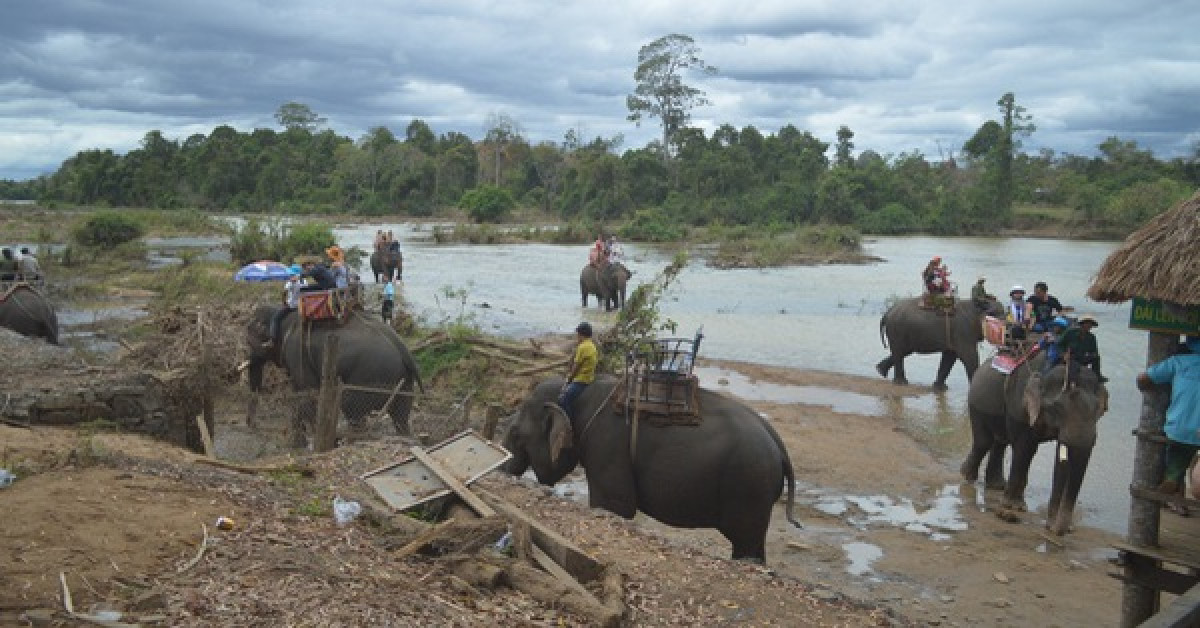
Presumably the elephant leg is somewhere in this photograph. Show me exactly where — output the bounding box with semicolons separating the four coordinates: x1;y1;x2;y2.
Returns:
892;357;908;385
876;355;893;378
390;396;413;436
722;517;769;563
933;351;956;391
1049;443;1093;535
960;413;993;483
1002;434;1038;512
984;442;1007;490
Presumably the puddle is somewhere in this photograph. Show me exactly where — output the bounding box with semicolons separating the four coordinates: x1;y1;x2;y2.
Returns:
694;366;885;416
843;541;883;576
57;304;148;327
815;484;968;539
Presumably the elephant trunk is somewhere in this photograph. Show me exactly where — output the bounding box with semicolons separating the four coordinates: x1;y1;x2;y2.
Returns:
1049;443;1093;535
500;424;529;475
247;356;266;393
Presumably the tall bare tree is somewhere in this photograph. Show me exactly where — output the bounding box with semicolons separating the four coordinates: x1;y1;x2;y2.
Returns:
626;34;717;162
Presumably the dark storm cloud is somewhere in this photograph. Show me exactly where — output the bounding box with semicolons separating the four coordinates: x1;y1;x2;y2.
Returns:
1;0;1198;179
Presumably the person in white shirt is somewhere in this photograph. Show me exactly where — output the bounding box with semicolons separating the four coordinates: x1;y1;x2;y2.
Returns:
607;235;624;264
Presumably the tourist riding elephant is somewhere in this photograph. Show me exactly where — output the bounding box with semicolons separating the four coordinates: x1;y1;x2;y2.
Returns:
876;297;1003;390
244;305;422;444
370;249;403;283
501;375;800;562
579;263;631;311
0;284;59;344
960;354;1108;535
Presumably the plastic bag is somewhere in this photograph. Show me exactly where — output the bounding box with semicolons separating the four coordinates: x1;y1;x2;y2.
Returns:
0;469;16;488
332;497;361;526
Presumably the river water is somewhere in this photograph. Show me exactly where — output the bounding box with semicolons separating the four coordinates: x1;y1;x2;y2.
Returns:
331;224;1140;534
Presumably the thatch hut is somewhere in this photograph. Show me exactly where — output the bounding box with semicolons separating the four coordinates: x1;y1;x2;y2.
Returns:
1088;191;1200;306
1090;191;1200;627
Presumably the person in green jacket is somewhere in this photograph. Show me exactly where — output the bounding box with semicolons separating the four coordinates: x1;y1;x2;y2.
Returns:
1057;314;1106;382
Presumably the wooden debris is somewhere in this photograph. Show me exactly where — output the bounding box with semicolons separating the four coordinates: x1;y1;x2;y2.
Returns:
476;487;604;584
409;445;495;517
513;359;570;377
191;456;311;475
194;414;215;458
411;331;450;352
505;562;623;628
175;523;209;574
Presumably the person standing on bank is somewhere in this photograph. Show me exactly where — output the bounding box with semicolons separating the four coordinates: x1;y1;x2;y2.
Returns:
559;322;598;420
1136;336;1200;497
382;279;396;323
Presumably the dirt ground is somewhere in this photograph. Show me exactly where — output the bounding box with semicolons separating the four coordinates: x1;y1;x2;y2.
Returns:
2;354;1129;626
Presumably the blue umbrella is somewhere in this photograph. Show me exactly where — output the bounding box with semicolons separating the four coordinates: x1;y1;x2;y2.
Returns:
234;260;294;282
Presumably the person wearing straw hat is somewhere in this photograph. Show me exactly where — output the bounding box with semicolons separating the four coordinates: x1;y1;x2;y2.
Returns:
1057;314;1106;382
1137;336;1200;498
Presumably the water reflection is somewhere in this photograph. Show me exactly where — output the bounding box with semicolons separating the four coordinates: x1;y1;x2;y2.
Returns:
842;541;884;576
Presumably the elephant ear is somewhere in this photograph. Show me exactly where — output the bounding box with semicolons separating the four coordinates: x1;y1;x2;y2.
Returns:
543;402;575;465
1023;373;1044;426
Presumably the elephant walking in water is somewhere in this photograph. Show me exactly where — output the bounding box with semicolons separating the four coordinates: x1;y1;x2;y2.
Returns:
961;354;1108;534
0;284;59;344
580;262;631;311
370;249;403;283
245;306;422;444
876;297;1003;390
501;375;800;563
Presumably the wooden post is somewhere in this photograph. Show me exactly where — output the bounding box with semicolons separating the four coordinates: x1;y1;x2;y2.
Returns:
481;403;503;441
313;334;340;453
197;309;215;454
1122;331;1176;627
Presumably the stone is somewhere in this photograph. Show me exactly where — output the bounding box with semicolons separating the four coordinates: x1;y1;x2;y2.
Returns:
993;571;1010;584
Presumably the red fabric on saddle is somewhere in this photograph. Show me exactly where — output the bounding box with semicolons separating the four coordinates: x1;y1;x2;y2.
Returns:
299;291;337;320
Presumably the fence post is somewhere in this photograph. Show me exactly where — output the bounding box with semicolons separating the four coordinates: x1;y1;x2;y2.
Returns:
482;403;503;441
1122;331;1175;626
313;334;340;452
196;309;215;454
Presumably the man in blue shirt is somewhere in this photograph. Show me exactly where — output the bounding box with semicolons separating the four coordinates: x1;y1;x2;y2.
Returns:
1137;335;1200;495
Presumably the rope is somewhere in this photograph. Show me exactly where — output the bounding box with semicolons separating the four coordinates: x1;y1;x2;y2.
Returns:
574;379;621;452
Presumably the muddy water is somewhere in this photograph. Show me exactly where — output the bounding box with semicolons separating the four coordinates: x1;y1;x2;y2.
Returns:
334;225;1139;534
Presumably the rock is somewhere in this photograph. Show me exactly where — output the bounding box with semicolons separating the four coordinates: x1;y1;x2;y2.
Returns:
993;571;1010;584
990;598;1012;608
1067;559;1086;571
940;595;955;603
811;588;839;602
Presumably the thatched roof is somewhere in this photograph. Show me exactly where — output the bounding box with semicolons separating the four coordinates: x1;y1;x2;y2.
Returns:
1088;191;1200;305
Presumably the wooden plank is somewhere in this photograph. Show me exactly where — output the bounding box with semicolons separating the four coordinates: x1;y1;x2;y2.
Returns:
476;487;604;584
513;359;570;377
532;544;596;600
194;414;215;458
1115;542;1200;572
1141;581;1200;627
409;446;495;517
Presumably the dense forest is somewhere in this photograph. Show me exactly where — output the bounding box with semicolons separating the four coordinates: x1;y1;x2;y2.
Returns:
2;35;1197;237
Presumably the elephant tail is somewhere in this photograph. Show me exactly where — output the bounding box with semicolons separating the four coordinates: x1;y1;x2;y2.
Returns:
879;314;889;349
781;450;801;528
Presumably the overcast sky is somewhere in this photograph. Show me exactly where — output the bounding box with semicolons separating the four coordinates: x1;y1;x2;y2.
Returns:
2;0;1198;180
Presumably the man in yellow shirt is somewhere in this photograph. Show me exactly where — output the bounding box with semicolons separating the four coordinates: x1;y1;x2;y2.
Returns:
559;322;598;419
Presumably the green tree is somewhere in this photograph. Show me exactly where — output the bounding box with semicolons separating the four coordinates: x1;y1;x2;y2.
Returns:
275;102;326;133
995;92;1035;215
461;184;515;222
835;125;855;168
626;33;717;161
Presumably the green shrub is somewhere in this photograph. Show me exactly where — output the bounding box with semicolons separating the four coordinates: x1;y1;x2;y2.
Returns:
461;185;516;223
856;203;921;235
619;207;683;242
229;218;336;264
72;211;145;249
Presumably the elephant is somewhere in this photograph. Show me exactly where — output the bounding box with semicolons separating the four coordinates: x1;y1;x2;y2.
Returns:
579;262;631;311
501;374;800;562
960;353;1108;535
245;305;422;444
0;284;59;344
876;297;1004;390
370;249;403;283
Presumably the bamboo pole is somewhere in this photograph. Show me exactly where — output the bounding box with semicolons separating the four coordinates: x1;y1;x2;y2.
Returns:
313;334;340;453
1122;331;1175;627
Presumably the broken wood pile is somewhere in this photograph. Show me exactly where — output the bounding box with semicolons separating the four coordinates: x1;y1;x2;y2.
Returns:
417;334;573;377
363;440;626;626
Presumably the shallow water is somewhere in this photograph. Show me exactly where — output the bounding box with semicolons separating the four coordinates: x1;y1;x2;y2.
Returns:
156;222;1135;536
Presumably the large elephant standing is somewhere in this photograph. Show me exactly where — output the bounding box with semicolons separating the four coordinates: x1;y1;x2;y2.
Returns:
876;297;1003;390
370;249;403;283
579;263;631;311
245;306;422;443
501;375;799;562
0;285;59;344
960;354;1108;534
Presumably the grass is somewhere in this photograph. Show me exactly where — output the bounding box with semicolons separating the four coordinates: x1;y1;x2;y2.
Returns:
709;225;865;268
